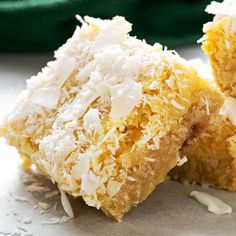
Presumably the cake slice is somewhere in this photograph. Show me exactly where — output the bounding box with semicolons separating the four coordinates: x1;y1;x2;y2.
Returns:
172;102;236;191
0;16;223;220
171;0;236;191
171;59;236;191
202;0;236;97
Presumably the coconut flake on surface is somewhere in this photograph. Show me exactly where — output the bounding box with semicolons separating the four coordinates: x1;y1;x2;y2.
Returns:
190;191;232;214
205;0;236;32
71;153;90;180
170;99;185;110
39;129;76;163
188;58;214;81
76;60;96;81
30;87;61;109
38;202;51;210
81;172;101;195
206;0;236;17
44;190;59;199
110;80;142;118
92;16;132;52
176;155;188;166
107;180;122;197
220;96;236;125
42;216;72;225
14;196;29;202
149;81;158;90
83;109;102;133
26;183;51;193
22;217;32;224
55;57;77;86
59;189;74;218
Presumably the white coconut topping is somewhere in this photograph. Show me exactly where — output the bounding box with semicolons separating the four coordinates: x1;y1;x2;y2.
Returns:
220;96;236;125
81;171;101;195
107;180;122;197
71;153;90;180
39;128;76;163
206;0;236;32
110;80;142;118
170;99;185;110
190;191;232;214
83;109;102;133
188;58;214;81
30;87;61;109
92;16;132;52
54;57;77;86
176;155;188;166
59;189;74;218
149;81;158;90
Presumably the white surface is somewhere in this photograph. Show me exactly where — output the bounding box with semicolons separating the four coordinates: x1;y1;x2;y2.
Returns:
1;46;236;236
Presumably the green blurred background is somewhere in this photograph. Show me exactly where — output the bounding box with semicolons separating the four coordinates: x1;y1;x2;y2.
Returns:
0;0;216;52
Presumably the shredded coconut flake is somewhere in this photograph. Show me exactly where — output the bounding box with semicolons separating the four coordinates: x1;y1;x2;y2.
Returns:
92;16;132;52
83;109;102;133
149;81;158;90
176;155;188;166
190;191;232;214
38;202;51;210
22;217;32;224
205;0;236;32
59;189;74;218
14;196;29;202
144;157;156;162
30;87;61;109
81;172;101;195
107;180;122;197
170;99;185;110
126;176;136;181
188;58;214;81
42;216;71;225
26;184;50;193
220;96;236;125
110;80;142;118
44;190;59;198
71;153;90;180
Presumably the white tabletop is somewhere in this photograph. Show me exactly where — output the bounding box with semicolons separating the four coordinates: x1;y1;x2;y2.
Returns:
1;46;235;236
